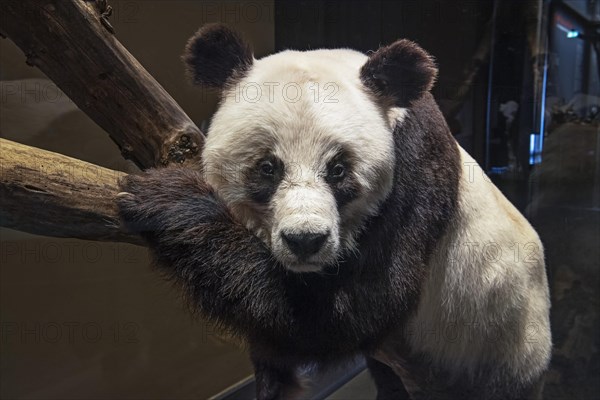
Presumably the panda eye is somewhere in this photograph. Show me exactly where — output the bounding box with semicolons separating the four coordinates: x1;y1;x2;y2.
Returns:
259;160;275;176
329;163;346;180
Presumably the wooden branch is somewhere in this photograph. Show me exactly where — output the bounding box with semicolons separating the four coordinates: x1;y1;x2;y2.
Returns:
0;138;142;245
0;0;204;169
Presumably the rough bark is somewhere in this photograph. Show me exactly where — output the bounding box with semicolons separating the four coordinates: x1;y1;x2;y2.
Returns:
0;138;142;245
0;0;205;169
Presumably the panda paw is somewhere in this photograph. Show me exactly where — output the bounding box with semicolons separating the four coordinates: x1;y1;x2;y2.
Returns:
116;167;224;237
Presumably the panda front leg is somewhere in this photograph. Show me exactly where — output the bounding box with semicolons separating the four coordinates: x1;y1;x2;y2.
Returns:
117;168;303;400
250;350;305;400
366;357;412;400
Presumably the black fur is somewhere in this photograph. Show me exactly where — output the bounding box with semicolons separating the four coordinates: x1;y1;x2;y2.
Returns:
367;357;412;400
119;35;467;399
183;23;253;88
245;156;285;204
372;344;545;400
360;39;438;107
117;92;460;399
118;32;549;398
325;152;360;208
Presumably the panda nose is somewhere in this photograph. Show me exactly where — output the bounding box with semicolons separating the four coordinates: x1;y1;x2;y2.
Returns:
282;231;330;258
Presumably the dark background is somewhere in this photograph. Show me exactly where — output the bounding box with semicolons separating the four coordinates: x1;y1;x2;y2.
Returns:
1;0;598;399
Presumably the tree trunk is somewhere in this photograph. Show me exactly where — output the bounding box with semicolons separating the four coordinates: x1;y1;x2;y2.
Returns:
0;0;205;170
0;138;141;245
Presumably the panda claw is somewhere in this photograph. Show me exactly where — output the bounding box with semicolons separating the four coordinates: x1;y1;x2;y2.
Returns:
116;191;134;199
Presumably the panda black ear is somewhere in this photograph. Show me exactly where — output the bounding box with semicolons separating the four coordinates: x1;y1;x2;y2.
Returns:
183;23;253;88
360;39;437;107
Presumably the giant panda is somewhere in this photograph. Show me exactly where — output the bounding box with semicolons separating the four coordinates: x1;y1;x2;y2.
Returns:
117;24;552;400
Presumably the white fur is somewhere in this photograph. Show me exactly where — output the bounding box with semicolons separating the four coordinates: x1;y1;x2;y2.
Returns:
202;44;551;390
203;49;397;271
271;178;340;271
377;147;552;386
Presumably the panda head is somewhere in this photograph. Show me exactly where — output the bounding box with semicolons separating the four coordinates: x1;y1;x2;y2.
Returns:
184;24;437;273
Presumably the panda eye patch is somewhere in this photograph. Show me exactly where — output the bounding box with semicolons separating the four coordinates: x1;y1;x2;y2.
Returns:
259;160;275;176
329;163;346;180
325;156;358;207
247;157;284;204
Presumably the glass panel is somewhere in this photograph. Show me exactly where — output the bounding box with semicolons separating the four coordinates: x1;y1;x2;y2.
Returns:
482;1;599;397
533;2;600;398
